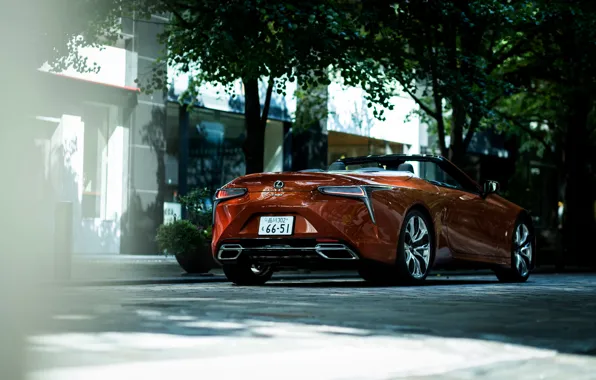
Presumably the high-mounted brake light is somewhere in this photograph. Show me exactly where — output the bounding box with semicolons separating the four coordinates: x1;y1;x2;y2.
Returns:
215;188;247;200
318;186;365;197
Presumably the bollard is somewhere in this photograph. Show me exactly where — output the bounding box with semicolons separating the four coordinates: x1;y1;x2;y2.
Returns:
54;201;73;280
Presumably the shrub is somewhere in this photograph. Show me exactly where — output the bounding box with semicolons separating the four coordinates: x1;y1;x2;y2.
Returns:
156;219;209;256
178;188;213;237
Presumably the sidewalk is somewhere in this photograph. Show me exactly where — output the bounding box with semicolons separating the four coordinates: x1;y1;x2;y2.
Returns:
49;254;361;286
45;254;595;286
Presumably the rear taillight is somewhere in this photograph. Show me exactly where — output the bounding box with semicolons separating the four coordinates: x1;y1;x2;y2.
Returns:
318;185;393;225
317;186;365;198
213;187;247;225
215;188;247;200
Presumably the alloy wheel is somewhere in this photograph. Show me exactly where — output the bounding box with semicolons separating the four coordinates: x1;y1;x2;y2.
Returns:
404;215;431;279
514;223;532;277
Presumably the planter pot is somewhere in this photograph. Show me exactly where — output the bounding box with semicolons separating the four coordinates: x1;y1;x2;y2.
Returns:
174;242;218;274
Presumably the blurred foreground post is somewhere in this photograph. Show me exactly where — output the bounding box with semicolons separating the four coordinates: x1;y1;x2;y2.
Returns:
54;201;73;280
0;1;51;378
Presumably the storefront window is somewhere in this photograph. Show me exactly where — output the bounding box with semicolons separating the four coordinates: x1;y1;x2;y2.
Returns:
187;108;246;190
165;102;285;200
165;103;245;198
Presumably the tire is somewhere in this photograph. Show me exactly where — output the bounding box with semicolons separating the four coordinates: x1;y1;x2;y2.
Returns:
358;209;434;285
394;209;434;284
222;262;274;286
494;219;534;283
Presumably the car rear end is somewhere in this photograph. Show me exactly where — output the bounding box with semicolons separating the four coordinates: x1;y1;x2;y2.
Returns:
211;172;395;270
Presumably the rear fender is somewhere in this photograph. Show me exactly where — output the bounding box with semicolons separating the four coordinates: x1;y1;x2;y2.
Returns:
373;188;446;265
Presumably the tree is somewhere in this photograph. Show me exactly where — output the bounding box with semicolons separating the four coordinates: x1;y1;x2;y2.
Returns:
353;1;542;167
124;0;387;174
495;0;596;266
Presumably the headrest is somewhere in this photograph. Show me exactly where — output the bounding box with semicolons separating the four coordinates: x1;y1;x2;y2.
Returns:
397;163;414;173
328;161;346;171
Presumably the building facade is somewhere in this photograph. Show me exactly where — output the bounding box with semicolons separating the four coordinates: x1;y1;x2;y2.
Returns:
32;16;423;255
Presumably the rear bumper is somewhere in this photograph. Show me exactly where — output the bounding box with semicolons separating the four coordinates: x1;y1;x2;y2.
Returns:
215;238;362;270
211;191;399;265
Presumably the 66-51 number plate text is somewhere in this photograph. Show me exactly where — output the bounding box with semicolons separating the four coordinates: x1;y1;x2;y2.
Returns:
258;216;294;235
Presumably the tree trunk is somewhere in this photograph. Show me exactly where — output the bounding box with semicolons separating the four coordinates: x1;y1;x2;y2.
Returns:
562;95;594;267
564;96;594;265
242;78;267;174
448;99;467;168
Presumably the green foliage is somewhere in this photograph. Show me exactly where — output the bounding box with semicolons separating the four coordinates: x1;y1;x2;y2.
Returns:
177;187;213;231
39;0;596;169
488;0;596;159
342;1;545;159
12;0;123;74
155;188;212;257
132;1;378;99
293;83;330;132
155;219;209;256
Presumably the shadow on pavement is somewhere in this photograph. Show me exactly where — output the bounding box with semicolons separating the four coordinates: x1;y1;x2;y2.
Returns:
28;273;596;375
264;278;499;288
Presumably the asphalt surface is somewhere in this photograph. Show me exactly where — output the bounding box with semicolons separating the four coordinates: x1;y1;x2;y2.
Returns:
27;273;596;379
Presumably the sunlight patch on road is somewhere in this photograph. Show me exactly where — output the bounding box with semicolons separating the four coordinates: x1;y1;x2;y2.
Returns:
178;321;246;330
29;333;225;352
165;315;195;322
27;320;561;379
52;315;94;321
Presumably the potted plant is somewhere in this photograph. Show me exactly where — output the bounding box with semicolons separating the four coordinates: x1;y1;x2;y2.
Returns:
155;188;218;274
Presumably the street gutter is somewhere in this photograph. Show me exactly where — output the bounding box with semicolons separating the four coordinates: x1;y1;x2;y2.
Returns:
44;272;362;287
42;266;595;287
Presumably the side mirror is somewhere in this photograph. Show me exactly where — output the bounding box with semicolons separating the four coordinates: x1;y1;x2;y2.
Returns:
482;180;500;197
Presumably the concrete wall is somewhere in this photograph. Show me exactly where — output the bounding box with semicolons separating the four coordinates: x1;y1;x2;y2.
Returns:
42;106;129;255
326;79;421;171
37;16;169;255
121;14;168;254
327;81;420;147
39;44;138;89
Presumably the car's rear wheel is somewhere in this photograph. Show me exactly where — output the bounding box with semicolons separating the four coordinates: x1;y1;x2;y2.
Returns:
494;221;533;283
358;209;434;285
222;262;274;286
394;209;434;284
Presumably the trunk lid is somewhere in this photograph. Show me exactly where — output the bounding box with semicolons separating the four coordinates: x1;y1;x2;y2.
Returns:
227;172;364;192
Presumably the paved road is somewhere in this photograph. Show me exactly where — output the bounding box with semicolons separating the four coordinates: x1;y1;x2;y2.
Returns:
27;273;596;379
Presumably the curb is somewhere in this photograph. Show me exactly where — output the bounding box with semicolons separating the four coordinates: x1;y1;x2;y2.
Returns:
43;268;596;287
46;272;362;287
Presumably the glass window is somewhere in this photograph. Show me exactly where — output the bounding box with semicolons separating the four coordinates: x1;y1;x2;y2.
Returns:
188;108;246;190
165;103;249;200
419;161;465;190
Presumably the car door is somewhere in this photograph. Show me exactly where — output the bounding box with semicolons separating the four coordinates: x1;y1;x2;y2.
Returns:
441;189;502;260
419;161;501;260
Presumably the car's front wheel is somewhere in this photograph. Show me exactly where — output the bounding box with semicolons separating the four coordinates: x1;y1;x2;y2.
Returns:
494;220;533;283
222;262;274;286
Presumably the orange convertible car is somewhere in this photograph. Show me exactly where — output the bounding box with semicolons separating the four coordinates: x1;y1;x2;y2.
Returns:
212;154;535;285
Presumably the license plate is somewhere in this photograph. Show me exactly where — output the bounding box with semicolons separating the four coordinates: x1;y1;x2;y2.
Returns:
258;216;294;235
